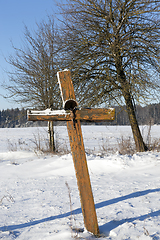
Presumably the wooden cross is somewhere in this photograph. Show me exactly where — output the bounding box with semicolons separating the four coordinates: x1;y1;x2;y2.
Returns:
27;70;115;236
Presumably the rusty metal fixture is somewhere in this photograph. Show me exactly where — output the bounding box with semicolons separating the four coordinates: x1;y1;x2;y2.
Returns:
64;99;78;110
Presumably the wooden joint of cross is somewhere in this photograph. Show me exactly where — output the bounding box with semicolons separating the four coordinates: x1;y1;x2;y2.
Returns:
27;69;115;236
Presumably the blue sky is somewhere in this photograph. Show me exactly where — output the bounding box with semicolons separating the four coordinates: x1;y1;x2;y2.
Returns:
0;0;60;110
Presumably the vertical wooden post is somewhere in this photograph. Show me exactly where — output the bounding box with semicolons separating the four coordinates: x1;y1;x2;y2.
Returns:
67;120;99;234
48;121;55;152
57;70;99;235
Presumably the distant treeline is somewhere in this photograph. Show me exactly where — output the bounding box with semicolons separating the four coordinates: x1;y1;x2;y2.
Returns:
1;103;160;128
112;104;160;126
0;108;46;128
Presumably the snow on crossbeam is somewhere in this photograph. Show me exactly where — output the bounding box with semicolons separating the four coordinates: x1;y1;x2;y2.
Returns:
27;109;71;121
27;108;115;122
28;109;69;115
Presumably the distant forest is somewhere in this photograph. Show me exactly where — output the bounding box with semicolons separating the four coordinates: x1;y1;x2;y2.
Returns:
1;103;160;128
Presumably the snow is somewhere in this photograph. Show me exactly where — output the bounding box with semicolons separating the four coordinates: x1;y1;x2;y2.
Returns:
28;109;70;116
57;71;65;105
0;125;160;239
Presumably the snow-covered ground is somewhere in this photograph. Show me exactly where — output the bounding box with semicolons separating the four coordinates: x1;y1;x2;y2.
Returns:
0;125;160;239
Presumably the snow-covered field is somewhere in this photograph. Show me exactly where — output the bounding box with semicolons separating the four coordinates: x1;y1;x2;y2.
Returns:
0;125;160;239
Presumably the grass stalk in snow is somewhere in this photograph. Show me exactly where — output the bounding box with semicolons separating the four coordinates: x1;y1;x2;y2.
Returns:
0;192;15;205
65;181;84;239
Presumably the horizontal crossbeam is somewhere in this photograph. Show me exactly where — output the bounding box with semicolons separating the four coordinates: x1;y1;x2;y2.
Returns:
76;108;115;121
27;108;115;122
27;109;71;121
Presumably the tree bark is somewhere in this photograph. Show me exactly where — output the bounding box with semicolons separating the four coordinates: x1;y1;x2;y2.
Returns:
115;57;147;152
48;121;55;152
123;91;148;152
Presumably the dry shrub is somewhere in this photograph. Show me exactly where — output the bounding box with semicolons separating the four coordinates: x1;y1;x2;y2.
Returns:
54;131;70;155
30;130;50;154
99;138;116;156
30;130;70;155
6;128;70;155
7;139;18;151
118;136;136;155
147;138;160;152
55;140;70;155
7;138;29;152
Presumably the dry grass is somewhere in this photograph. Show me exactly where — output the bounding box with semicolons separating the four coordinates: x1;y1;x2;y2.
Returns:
118;136;136;155
99;138;117;156
65;182;84;239
55;132;70;155
147;138;160;152
7;128;70;155
0;192;14;206
98;136;136;156
6;125;160;156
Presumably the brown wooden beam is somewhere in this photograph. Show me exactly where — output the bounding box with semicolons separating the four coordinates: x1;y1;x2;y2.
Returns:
67;119;100;235
57;70;100;235
57;70;76;106
76;108;115;121
27;110;72;121
27;108;115;122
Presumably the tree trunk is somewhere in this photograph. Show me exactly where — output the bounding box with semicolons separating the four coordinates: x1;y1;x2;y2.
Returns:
48;121;55;152
115;54;147;152
123;91;147;152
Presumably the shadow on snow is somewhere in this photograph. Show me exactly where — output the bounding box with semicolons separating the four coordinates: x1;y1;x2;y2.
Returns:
1;188;160;235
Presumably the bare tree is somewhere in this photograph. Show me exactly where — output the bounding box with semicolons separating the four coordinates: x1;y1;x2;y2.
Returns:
58;0;160;152
4;18;63;152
